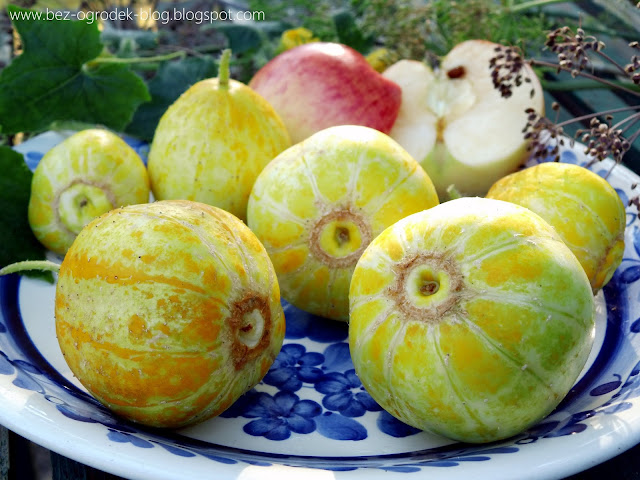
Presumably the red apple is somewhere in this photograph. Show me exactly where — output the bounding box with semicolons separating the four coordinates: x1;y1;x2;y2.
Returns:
249;42;402;144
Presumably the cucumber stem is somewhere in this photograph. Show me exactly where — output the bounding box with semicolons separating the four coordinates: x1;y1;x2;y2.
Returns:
0;260;61;276
218;49;232;90
86;50;186;68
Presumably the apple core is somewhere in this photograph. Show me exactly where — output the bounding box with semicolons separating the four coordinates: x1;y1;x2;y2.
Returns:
382;40;545;197
426;73;475;121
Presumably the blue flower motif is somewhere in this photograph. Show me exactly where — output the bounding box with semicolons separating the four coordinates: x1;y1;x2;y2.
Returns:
315;369;382;417
262;343;324;391
633;225;640;257
46;392;130;428
283;302;348;343
242;391;322;441
377;411;421;438
0;351;14;375
315;412;368;441
619;227;640;284
616;188;630;208
219;389;261;418
0;355;45;393
155;442;196;457
590;374;623;396
559;149;579;164
12;367;45;393
321;342;353;372
621;263;640;284
107;429;154;448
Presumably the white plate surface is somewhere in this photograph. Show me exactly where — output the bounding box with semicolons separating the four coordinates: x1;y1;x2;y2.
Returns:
2;133;640;480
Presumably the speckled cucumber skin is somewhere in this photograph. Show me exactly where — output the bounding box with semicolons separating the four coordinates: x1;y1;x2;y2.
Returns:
147;78;291;222
55;200;285;428
487;162;626;292
349;197;595;443
247;125;439;321
28;129;150;255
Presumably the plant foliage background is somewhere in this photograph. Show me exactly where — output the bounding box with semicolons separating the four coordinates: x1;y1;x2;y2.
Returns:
0;0;638;142
0;0;639;272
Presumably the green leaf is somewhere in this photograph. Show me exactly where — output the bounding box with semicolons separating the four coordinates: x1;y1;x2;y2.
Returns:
333;10;374;53
213;24;264;54
126;56;218;141
0;5;150;135
0;146;52;283
101;26;160;53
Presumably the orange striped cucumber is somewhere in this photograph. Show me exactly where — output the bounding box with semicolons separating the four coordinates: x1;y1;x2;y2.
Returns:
55;200;285;428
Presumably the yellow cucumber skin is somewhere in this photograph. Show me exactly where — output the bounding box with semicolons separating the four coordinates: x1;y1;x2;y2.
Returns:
28;129;150;255
487;161;625;292
247;125;439;321
349;197;595;443
147;78;290;222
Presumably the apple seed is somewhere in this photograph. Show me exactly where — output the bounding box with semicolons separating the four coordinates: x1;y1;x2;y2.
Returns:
447;66;466;79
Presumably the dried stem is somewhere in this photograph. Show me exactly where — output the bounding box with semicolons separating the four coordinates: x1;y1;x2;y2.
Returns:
490;26;640;167
530;58;640;97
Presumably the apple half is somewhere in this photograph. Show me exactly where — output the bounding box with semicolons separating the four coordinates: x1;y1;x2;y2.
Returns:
382;40;544;197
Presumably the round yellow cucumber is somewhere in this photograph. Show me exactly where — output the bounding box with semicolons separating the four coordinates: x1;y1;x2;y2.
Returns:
247;125;439;321
147;51;290;222
487;161;626;292
349;197;595;443
28;129;149;255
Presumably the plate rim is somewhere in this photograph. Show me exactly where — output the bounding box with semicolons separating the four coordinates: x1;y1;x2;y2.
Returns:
1;133;640;480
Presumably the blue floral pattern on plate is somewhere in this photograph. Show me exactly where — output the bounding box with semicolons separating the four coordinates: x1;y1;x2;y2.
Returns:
2;135;640;479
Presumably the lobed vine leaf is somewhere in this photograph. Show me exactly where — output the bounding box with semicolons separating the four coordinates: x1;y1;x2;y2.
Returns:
0;5;150;135
332;10;374;54
214;23;264;54
126;56;218;141
0;146;52;282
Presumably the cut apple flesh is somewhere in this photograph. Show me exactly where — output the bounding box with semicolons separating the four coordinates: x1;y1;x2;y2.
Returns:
383;40;544;197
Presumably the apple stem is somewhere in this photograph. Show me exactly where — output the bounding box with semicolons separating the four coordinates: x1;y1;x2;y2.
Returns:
0;260;61;276
218;49;232;90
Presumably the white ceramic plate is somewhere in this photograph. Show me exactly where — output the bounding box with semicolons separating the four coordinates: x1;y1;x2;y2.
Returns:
2;132;640;480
